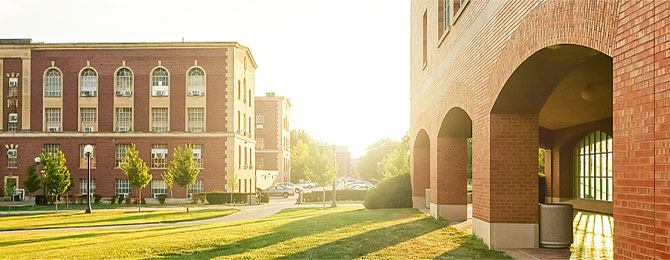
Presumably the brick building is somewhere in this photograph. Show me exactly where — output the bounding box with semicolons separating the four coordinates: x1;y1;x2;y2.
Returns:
332;146;351;178
255;92;291;182
1;39;258;199
410;0;670;258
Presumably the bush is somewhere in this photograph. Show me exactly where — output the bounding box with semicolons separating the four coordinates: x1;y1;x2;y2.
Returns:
302;189;367;202
256;188;270;203
191;193;207;204
157;194;167;205
93;194;102;204
35;195;47;205
118;195;125;204
364;173;412;209
206;192;257;204
111;194;117;204
132;197;146;205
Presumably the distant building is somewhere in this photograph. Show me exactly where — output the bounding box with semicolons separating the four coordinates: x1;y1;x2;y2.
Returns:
331;146;351;177
255;92;291;182
350;158;359;178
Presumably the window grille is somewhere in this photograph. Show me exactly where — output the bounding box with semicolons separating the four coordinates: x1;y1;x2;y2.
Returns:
45;108;61;130
115;179;130;195
80;108;97;130
188;179;203;196
192;144;203;169
151;144;168;169
187;108;204;132
115;108;132;131
574;131;613;202
115;144;131;168
8;113;17;132
257;157;264;170
115;68;133;94
151;180;166;197
151;68;169;96
44;68;62;97
151;108;169;132
256;136;265;149
187;68;205;95
80;68;98;96
7;149;17;168
79;179;96;195
44;144;60;157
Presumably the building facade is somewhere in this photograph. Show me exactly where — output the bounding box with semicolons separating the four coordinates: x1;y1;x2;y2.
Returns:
332;146;351;178
410;0;669;259
0;39;257;199
255;92;291;182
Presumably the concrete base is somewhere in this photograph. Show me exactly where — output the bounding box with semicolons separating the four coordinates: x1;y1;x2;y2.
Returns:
430;203;467;222
412;196;427;209
473;218;539;249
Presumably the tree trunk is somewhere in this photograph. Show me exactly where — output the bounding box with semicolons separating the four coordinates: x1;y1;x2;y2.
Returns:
322;188;326;209
186;185;190;213
170;188;173;205
138;189;142;212
55;195;59;215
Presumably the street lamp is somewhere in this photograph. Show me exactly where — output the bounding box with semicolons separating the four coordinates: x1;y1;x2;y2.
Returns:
34;157;41;203
84;144;94;214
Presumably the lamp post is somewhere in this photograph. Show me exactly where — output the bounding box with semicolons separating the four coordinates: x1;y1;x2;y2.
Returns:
34;157;41;205
84;144;94;214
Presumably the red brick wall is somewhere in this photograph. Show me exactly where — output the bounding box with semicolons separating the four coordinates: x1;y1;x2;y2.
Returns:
411;133;430;197
434;136;467;205
1;136;227;198
29;48;229;132
255;99;278;150
256;152;277;171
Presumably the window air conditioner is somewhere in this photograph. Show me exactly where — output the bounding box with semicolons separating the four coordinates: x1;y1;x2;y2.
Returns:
116;126;129;132
82;91;96;96
152;153;165;159
7;149;17;158
8;78;18;87
192;152;202;159
8;114;18;122
155;90;167;96
123;90;132;96
190;90;201;96
48;126;60;132
83;126;95;132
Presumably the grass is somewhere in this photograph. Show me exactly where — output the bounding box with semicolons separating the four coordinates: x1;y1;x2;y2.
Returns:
0;206;509;259
3;203;221;212
301;200;364;205
0;208;238;231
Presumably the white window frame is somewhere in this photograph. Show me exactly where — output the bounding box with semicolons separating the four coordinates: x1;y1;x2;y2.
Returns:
256;136;265;149
151;67;169;97
192;144;203;169
44;68;62;97
187;108;205;132
115;108;133;132
115;179;130;196
187;67;206;96
151;144;168;169
115;67;133;96
7;148;17;168
80;67;98;96
151;180;167;198
44;108;62;132
188;179;203;196
115;144;131;168
79;179;96;195
151;107;169;132
256;113;264;128
44;144;60;157
8;113;18;132
80;108;97;132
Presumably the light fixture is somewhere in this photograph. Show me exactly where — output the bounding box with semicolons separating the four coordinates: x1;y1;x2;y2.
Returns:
581;84;595;101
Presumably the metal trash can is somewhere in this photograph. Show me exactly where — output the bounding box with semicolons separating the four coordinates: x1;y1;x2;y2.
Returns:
540;203;573;248
425;189;430;208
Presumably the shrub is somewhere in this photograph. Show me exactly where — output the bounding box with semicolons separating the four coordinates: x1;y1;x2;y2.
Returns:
256;188;270;203
191;193;207;204
206;192;257;204
35;195;47;205
302;190;367;202
118;195;126;204
364;173;412;209
132;197;146;205
110;194;117;204
157;194;167;205
93;194;102;204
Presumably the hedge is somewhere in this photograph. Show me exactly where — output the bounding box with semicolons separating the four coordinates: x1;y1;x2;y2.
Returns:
302;189;367;202
363;173;412;209
206;192;260;204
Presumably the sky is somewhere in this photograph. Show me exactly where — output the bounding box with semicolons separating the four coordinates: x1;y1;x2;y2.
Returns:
0;0;410;158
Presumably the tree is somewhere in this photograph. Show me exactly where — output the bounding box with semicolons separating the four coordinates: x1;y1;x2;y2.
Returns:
120;144;151;212
304;141;338;208
290;130;313;183
40;149;71;214
4;178;17;200
161;171;174;204
358;138;398;181
380;134;410;180
168;144;200;212
226;169;240;204
24;164;42;204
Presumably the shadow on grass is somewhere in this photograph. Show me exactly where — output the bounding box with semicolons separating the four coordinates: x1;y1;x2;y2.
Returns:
151;208;407;259
434;235;512;259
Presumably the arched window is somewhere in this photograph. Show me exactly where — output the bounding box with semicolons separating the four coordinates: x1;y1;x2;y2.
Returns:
574;131;613;201
151;67;169;96
80;68;98;96
115;68;133;96
44;68;62;97
187;67;205;96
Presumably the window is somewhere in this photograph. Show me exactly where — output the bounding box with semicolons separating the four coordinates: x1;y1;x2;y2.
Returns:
187;67;205;96
115;108;132;132
8;77;18;97
8;113;17;132
151;144;168;169
151;108;169;132
115;179;130;196
188;179;203;196
115;68;133;96
151;180;166;198
575;131;613;202
422;10;428;67
452;0;468;22
7;148;17;168
187;108;204;132
79;179;96;195
238;80;241;99
238;146;242;168
80;108;97;132
243;80;247;103
80;68;98;96
151;67;169;96
438;0;450;39
257;157;264;170
44;144;60;158
44;68;62;97
115;144;131;168
192;144;203;169
44;108;61;132
256;136;265;149
79;144;96;168
256;113;264;128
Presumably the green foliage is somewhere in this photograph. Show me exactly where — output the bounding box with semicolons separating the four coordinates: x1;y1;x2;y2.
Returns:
35;195;48;205
39;149;71;213
290;130;313;183
120;144;151;211
161;170;174;199
467;138;472;179
117;195;125;204
157;194;167;204
169;144;199;191
380;134;410;180
538;147;546;177
302;190;367;202
364;173;412;209
24;164;42;195
4;178;17;199
93;194;102;204
206;192;257;204
304;141;338;207
358;138;399;181
110;194;117;204
226;169;239;193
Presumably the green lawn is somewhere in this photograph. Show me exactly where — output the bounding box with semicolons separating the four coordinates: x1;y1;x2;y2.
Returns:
0;206;509;259
0;208;238;231
3;203;219;212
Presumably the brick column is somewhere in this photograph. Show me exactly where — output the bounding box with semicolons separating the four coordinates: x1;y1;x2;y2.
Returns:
430;136;467;221
411;144;430;209
473;113;539;249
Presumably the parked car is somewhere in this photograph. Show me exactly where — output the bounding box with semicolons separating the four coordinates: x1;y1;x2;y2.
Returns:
349;184;374;191
276;182;303;193
297;181;316;189
264;185;295;198
346;180;373;189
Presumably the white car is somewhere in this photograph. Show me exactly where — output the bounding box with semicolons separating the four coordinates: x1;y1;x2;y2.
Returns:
276;182;304;193
349;184;374;191
298;181;316;189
